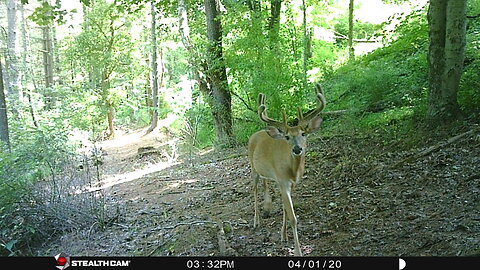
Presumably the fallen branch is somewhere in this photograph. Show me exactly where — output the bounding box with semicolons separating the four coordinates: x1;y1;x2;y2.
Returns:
156;220;216;230
137;146;160;155
364;127;479;177
389;127;480;170
200;153;247;165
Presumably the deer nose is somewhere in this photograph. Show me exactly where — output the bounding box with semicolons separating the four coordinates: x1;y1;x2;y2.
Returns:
292;145;303;156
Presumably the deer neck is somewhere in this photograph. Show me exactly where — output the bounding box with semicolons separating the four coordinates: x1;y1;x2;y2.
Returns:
290;153;305;183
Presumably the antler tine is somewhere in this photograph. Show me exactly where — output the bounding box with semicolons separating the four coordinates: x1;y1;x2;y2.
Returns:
297;107;304;123
281;110;287;127
257;93;287;129
299;83;326;126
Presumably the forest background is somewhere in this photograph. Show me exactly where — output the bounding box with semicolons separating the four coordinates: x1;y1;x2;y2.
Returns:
0;0;479;256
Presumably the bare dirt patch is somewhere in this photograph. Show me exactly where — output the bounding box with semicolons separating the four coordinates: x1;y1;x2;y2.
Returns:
37;127;480;256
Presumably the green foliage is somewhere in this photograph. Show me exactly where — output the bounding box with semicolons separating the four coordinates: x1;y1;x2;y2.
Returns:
28;1;68;25
222;1;312;143
181;101;214;149
60;0;145;133
320;0;479;146
333;13;383;46
0;122;75;255
234;118;262;145
320;3;430;135
4;0;477;256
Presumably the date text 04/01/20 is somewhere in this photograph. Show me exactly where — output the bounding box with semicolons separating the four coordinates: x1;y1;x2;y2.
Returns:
288;260;342;269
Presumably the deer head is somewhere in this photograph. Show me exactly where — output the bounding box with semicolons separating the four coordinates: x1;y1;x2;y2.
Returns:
257;83;326;156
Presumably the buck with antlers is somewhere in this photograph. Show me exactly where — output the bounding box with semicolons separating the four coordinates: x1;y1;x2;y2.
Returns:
248;84;326;256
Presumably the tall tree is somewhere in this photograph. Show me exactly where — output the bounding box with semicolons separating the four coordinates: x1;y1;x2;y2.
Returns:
268;0;282;45
0;59;10;150
178;0;208;94
19;3;39;128
302;0;308;90
178;0;234;145
247;0;261;11
6;0;17;89
427;0;467;122
42;25;54;91
69;0;135;138
348;0;355;61
177;0;212;107
204;0;234;146
6;0;19;116
146;1;159;134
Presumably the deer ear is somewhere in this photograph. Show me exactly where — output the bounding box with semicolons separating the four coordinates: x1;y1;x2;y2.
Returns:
265;126;285;140
306;116;323;134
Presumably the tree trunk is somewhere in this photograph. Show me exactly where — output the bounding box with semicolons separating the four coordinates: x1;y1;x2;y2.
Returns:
178;0;210;104
146;1;159;134
302;0;308;91
443;0;466;112
247;0;261;11
6;0;19;117
0;59;11;150
107;103;115;138
52;0;61;82
42;25;55;109
427;0;466;122
348;0;355;61
19;4;38;128
19;3;27;100
268;0;282;45
204;0;234;146
101;71;115;138
6;0;18;92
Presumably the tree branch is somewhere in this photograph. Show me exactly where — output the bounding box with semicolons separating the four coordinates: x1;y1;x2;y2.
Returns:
467;13;480;19
231;90;255;113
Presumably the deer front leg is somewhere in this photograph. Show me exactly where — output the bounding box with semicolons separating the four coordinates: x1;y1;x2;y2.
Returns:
253;173;260;228
281;207;288;241
279;181;302;256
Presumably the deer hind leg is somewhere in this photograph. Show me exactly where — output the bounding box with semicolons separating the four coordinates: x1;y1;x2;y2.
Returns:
262;179;273;218
253;173;260;228
279;181;302;256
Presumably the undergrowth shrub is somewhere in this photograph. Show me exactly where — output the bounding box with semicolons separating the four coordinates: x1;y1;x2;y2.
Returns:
180;102;214;150
0;124;110;256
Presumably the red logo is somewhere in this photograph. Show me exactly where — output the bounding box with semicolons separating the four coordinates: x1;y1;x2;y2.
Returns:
54;253;70;269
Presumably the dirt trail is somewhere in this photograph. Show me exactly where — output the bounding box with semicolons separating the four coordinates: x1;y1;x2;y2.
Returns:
41;127;480;256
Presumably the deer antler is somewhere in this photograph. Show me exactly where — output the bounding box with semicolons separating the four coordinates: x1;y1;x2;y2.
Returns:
257;93;288;129
297;83;326;127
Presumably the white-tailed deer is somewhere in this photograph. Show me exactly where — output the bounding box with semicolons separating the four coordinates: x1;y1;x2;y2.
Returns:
248;84;326;256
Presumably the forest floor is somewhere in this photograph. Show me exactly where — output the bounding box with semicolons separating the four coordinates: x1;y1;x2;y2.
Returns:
38;124;480;257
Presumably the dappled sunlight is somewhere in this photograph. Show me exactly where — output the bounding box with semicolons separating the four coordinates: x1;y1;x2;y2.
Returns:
88;161;180;192
154;178;199;195
199;148;214;156
100;128;147;151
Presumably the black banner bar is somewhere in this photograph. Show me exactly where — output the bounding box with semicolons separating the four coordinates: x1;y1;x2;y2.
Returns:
1;256;478;270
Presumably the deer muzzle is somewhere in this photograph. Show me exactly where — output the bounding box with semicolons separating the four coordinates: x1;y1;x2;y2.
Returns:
292;145;303;156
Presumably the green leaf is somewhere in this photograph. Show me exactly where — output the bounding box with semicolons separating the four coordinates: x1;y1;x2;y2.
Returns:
2;240;18;253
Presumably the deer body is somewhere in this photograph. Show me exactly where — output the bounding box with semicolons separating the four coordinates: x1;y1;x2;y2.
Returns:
248;84;326;256
249;130;305;183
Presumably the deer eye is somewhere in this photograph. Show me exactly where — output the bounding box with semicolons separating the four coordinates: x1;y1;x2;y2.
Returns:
285;135;290;140
301;132;306;137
